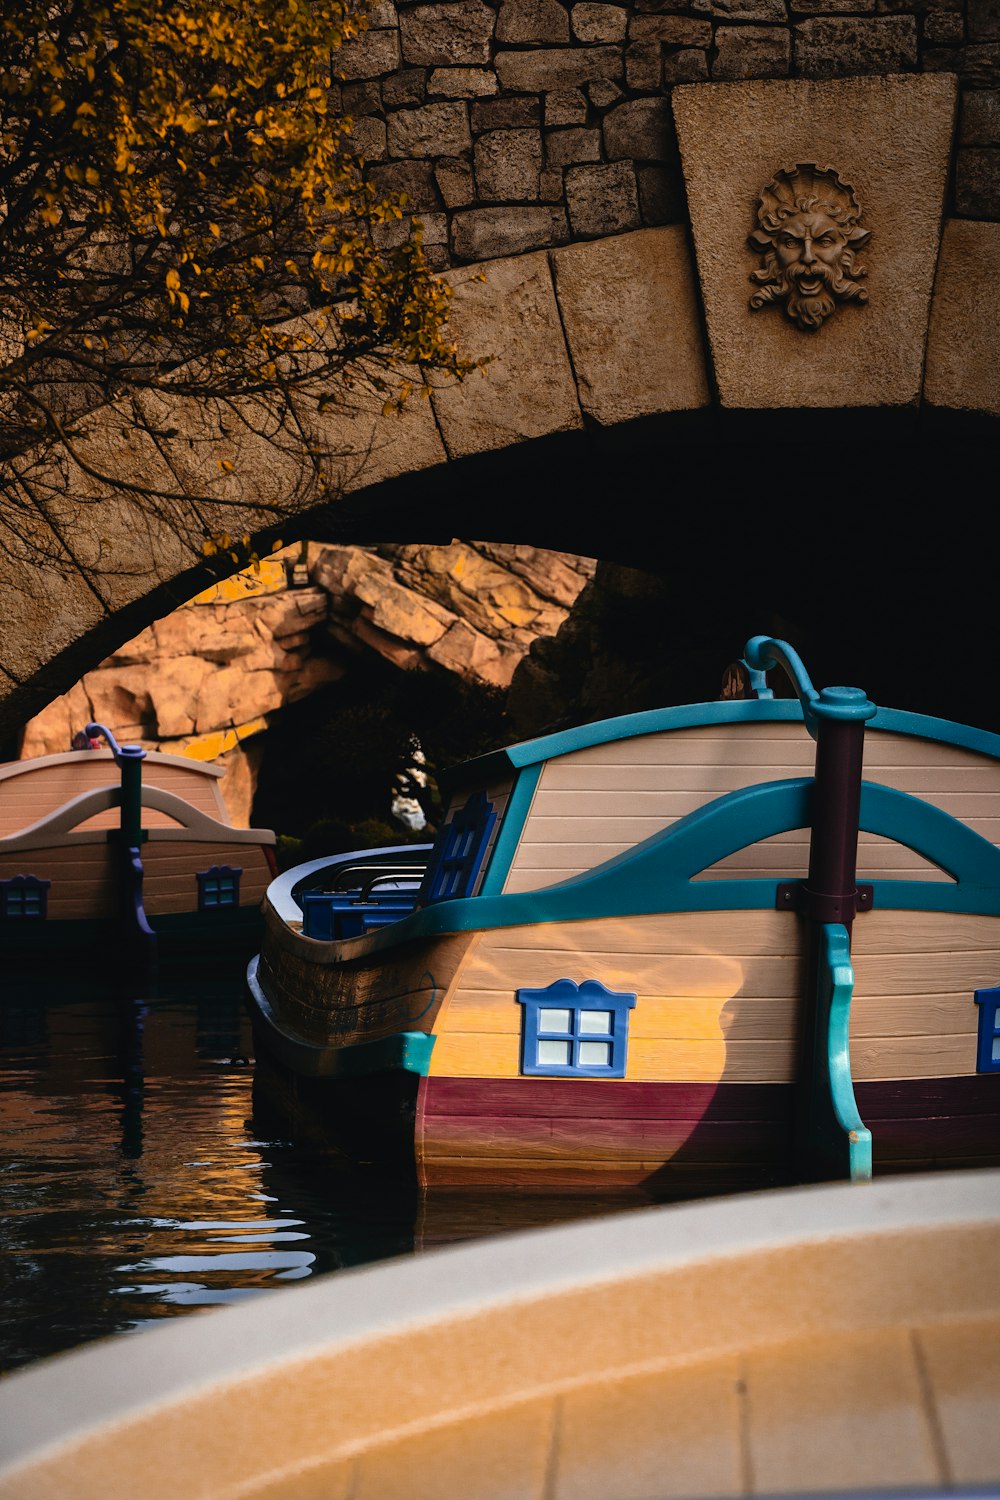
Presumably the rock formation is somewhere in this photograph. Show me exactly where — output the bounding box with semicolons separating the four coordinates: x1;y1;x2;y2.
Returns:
19;542;594;824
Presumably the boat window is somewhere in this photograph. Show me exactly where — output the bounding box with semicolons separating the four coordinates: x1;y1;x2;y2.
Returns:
0;875;51;919
197;865;242;911
974;985;1000;1072
517;979;636;1079
426;791;497;903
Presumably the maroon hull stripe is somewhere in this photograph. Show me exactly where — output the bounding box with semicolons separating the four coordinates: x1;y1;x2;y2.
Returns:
421;1077;793;1121
856;1077;1000;1165
417;1075;1000;1190
417;1077;795;1191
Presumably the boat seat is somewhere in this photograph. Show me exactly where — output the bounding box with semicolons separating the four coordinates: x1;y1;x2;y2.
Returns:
300;891;418;940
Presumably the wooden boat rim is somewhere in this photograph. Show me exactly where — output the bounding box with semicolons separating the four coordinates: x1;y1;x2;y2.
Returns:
446;698;1000;793
0;748;226;783
0;1170;996;1486
0;783;276;850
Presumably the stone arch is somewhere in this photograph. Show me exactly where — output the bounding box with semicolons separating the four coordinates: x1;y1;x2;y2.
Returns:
1;61;997;739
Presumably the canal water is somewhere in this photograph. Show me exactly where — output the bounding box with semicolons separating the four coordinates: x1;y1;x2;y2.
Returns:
1;963;649;1375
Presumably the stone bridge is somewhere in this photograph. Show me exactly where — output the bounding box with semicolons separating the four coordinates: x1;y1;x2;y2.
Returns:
2;0;998;741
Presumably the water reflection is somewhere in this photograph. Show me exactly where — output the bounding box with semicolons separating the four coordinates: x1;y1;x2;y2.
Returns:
1;964;654;1375
0;965;417;1371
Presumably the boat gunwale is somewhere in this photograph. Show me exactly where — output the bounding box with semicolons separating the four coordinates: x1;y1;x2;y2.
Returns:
0;1170;997;1492
441;699;1000;794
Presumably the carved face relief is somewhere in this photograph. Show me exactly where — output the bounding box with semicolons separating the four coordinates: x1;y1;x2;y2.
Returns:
749;164;871;332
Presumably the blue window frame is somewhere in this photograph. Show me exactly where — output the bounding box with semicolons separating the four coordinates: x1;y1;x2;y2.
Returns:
974;984;1000;1073
517;978;636;1079
0;875;50;919
197;865;242;911
426;791;497;902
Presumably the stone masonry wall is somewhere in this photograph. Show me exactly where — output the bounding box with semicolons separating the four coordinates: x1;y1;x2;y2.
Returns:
337;0;999;267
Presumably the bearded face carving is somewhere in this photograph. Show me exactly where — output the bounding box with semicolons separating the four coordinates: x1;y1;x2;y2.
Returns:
749;164;871;332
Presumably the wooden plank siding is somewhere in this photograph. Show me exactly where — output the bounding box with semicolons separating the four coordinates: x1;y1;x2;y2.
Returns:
141;840;272;914
0;752;229;836
429;909;806;1084
0;845;117;920
850;909;1000;1081
0;836;271;921
428;908;996;1085
501;723;1000;893
256;910;480;1049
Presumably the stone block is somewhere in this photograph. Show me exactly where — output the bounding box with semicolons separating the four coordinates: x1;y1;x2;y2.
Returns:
382;68;427;108
496;0;571;44
713;26;791;79
431;251;582;456
603;98;673;160
475;129;543;200
638;164;685;221
924;12;965;42
435;156;477;206
970;0;1000;40
663;47;710;83
956;145;1000;214
552;226;710;422
335;28;401;80
451;205;568;258
960;88;1000;141
387;101;472;157
317;360;449;493
923;47;966;72
473;96;543;129
545;127;603;166
625;41;663;90
793;16;918;76
544;87;589;124
428;66;500;96
417;211;449;244
343;80;383;115
565;161;641;236
713;0;788;14
571;4;629;42
925;219;1000;414
540;167;564;197
352;116;388;161
588;79;624;107
368;160;441;210
496;46;624;91
630;14;714;42
963;45;1000;85
672;74;958;409
399;1;495;65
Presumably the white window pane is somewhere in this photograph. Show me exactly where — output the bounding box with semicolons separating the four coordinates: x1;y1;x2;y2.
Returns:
538;1008;572;1033
578;1041;612;1067
579;1009;612;1035
537;1039;571;1066
993;1034;1000;1063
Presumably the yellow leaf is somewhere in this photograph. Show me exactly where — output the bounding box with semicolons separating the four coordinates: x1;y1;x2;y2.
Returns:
219;458;234;473
165;269;181;292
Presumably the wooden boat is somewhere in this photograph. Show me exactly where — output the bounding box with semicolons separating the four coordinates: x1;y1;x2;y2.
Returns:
0;723;275;958
1;1170;998;1499
247;635;1000;1191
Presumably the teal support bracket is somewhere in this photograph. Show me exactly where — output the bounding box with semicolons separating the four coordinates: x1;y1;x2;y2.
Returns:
800;923;872;1182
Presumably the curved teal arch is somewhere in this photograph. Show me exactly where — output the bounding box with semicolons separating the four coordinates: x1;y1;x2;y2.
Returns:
348;774;1000;954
